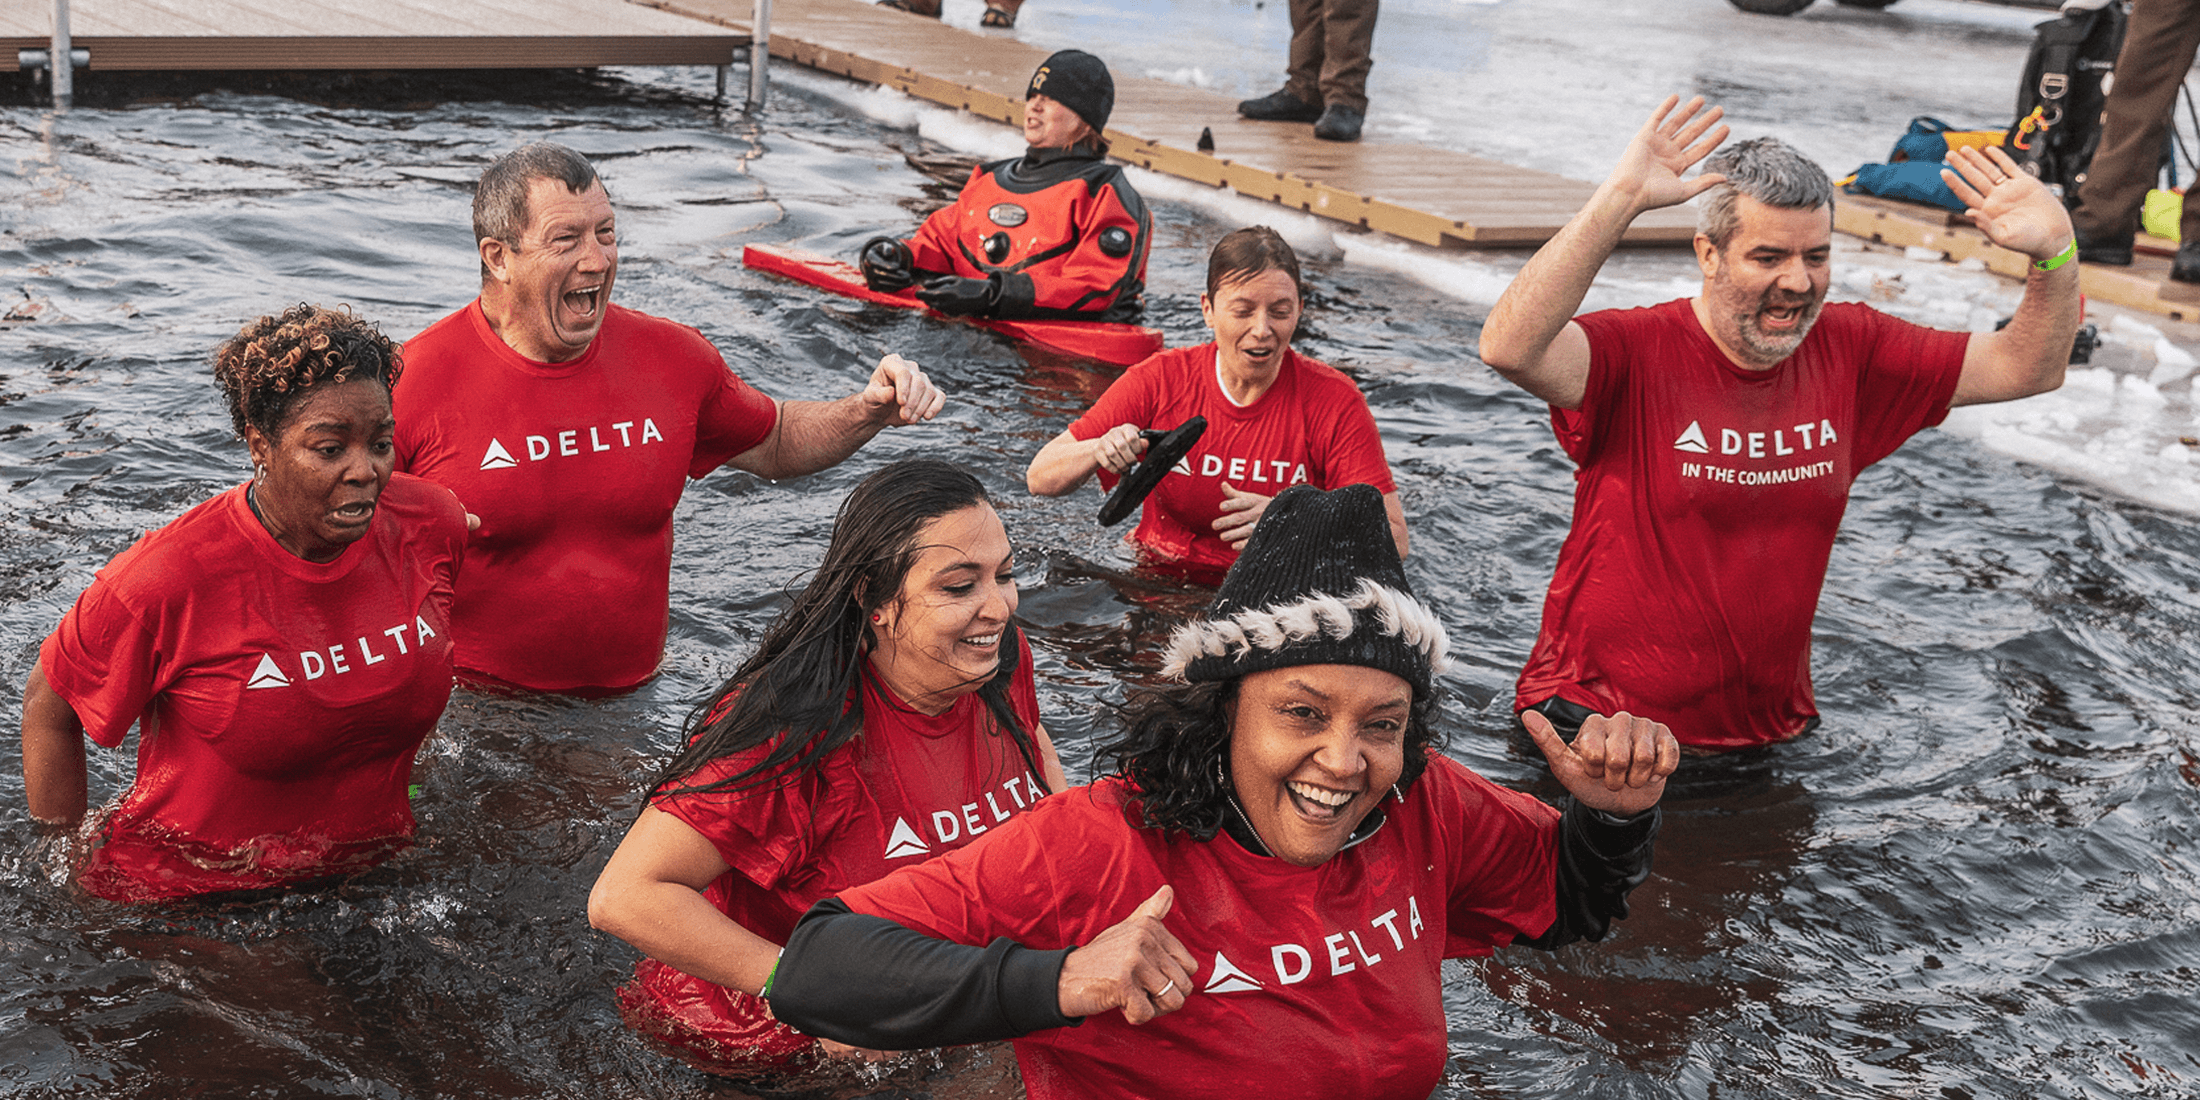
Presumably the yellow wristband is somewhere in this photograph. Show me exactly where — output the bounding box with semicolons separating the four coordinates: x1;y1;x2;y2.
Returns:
2032;239;2078;272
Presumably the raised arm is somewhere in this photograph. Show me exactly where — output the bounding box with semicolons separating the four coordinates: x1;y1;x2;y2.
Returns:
585;805;780;996
1480;95;1730;409
727;354;945;481
22;666;89;827
1940;145;2080;408
1024;424;1147;497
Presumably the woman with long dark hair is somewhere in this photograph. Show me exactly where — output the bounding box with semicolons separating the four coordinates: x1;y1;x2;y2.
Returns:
587;457;1066;1077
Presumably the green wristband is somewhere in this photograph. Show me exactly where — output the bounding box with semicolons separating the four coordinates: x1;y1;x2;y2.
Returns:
2032;239;2078;272
760;951;782;999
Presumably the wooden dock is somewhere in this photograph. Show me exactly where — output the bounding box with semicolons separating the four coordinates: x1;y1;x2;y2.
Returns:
1839;193;2197;324
631;0;1694;249
1;0;748;70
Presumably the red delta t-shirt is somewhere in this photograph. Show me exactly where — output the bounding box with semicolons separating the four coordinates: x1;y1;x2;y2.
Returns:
38;475;468;902
1514;299;1968;749
630;641;1047;1049
837;758;1561;1100
393;301;778;693
1069;343;1395;574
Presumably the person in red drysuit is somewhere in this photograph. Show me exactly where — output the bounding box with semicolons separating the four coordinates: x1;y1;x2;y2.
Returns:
1479;94;2081;750
21;305;469;903
588;459;1066;1080
1026;225;1405;580
858;50;1151;323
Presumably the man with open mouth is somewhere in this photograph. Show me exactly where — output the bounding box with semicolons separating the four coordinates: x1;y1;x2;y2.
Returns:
393;142;945;695
1479;93;2081;753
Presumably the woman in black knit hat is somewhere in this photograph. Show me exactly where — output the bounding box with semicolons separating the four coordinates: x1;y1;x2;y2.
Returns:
857;49;1152;323
759;482;1679;1100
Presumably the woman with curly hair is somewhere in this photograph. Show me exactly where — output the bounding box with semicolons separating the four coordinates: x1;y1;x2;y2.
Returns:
760;482;1679;1099
588;457;1065;1079
20;304;469;903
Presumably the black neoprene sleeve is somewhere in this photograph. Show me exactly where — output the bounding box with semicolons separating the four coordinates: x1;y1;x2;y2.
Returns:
1517;800;1660;951
766;899;1082;1050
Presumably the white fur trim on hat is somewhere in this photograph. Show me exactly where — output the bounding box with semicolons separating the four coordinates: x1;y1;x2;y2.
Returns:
1160;579;1451;680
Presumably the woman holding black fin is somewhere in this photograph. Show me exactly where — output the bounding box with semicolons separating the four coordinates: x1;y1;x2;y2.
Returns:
762;483;1676;1100
1027;226;1406;580
858;49;1151;323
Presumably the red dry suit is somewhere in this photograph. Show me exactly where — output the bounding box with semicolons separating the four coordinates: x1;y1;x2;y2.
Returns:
904;146;1151;322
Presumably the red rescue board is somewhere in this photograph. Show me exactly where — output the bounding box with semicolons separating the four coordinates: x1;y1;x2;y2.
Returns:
742;244;1165;367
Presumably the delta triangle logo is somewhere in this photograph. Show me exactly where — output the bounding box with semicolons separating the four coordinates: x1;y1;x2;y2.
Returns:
1201;951;1264;995
480;438;519;471
883;817;930;860
1672;420;1710;454
245;653;291;690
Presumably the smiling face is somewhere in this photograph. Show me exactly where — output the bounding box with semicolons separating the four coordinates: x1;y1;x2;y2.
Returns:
1022;93;1093;150
1696;195;1831;369
1227;663;1410;867
480;177;618;363
1200;267;1302;380
868;503;1019;714
244;378;396;563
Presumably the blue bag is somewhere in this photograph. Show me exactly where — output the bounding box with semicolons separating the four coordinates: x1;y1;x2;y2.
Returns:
1889;117;1954;164
1845;162;1970;214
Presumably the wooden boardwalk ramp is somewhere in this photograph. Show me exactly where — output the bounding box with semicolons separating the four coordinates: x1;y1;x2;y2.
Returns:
1;0;747;71
633;0;1694;249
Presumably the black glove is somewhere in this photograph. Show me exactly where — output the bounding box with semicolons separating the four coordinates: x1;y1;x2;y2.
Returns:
859;236;916;292
915;274;1003;317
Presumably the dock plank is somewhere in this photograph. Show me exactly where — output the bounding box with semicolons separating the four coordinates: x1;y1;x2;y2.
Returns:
3;0;748;70
634;0;1693;248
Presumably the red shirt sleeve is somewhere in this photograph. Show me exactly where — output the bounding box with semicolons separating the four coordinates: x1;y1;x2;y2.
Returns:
653;748;830;892
1307;364;1397;494
1843;304;1968;468
1422;758;1563;956
688;356;781;478
40;577;161;749
1067;353;1166;492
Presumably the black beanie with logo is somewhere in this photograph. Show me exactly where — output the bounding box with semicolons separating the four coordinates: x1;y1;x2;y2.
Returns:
1026;49;1114;135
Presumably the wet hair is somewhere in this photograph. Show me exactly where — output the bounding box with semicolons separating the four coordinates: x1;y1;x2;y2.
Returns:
1697;136;1836;251
212;304;401;441
650;458;1049;802
1101;675;1441;839
473;142;603;276
1204;225;1304;301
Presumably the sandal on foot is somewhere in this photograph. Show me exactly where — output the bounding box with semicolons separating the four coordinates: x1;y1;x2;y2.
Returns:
981;5;1017;26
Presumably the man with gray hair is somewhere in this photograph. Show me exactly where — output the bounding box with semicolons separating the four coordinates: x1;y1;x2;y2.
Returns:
1479;95;2079;751
394;142;945;695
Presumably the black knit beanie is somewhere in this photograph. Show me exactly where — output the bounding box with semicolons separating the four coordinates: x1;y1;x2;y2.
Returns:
1026;49;1114;135
1162;484;1447;697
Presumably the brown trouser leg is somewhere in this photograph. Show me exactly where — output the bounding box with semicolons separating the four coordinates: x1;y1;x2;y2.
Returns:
2071;0;2200;243
1284;0;1380;113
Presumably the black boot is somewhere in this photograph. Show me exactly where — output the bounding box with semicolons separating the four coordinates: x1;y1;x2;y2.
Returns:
1313;104;1363;142
1238;88;1323;122
2075;227;2133;266
2172;240;2200;284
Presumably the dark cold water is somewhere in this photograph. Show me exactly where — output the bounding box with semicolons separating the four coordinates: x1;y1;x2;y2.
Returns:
2;61;2197;1100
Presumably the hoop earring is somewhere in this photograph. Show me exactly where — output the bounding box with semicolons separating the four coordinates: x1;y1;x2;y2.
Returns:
253;463;266;480
1392;783;1405;803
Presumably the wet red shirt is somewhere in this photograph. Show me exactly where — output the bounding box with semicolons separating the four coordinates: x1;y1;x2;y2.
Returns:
393;301;777;693
39;475;467;902
1514;299;1967;749
627;640;1046;1064
1069;343;1395;574
838;759;1560;1100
